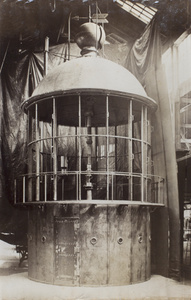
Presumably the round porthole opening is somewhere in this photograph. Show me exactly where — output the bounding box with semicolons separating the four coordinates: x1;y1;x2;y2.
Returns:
118;237;123;245
138;234;143;243
41;236;46;243
90;237;97;245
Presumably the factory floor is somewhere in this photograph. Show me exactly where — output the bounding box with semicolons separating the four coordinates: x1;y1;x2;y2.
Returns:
0;241;191;300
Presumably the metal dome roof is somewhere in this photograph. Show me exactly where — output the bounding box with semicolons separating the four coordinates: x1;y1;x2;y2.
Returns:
22;56;157;112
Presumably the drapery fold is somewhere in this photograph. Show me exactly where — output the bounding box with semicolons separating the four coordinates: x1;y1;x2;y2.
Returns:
0;44;67;234
125;16;161;90
126;16;180;280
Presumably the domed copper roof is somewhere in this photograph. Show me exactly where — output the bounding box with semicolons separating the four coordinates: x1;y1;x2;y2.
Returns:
22;56;157;112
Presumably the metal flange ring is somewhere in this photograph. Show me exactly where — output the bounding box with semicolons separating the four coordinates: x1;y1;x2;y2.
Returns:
117;237;123;245
90;237;97;245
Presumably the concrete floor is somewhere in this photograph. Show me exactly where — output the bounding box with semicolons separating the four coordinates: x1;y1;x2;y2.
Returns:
0;240;191;300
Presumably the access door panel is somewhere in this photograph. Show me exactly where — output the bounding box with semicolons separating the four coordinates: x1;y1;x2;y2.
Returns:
54;218;79;285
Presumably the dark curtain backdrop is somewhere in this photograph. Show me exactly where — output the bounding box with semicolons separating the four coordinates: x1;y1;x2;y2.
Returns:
0;44;68;237
125;16;180;279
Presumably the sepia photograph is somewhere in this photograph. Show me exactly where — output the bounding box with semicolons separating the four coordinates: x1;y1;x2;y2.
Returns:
0;0;191;299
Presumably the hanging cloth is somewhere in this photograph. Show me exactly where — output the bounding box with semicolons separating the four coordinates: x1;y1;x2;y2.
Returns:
126;16;180;280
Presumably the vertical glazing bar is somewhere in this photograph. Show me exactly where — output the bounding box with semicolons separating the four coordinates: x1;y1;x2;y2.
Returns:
23;176;25;203
111;173;114;200
145;107;148;202
28;110;33;202
141;105;144;202
75;127;78;200
114;126;117;200
35;103;40;201
53;97;58;201
40;121;44;179
95;127;98;198
147;111;152;203
106;95;109;200
128;100;133;200
44;174;47;202
76;173;78;201
78;95;82;200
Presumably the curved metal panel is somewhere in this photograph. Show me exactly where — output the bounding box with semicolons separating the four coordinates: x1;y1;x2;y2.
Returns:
22;57;157;112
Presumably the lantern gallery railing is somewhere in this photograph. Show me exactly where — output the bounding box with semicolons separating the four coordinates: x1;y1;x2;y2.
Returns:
14;172;164;204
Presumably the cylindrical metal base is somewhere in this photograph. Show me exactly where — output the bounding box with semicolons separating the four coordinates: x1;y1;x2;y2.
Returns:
28;204;151;286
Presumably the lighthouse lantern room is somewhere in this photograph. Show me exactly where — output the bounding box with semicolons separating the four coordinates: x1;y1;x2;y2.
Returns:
15;22;164;286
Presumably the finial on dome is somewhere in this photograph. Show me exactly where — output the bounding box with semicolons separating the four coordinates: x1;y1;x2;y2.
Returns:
75;22;106;57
